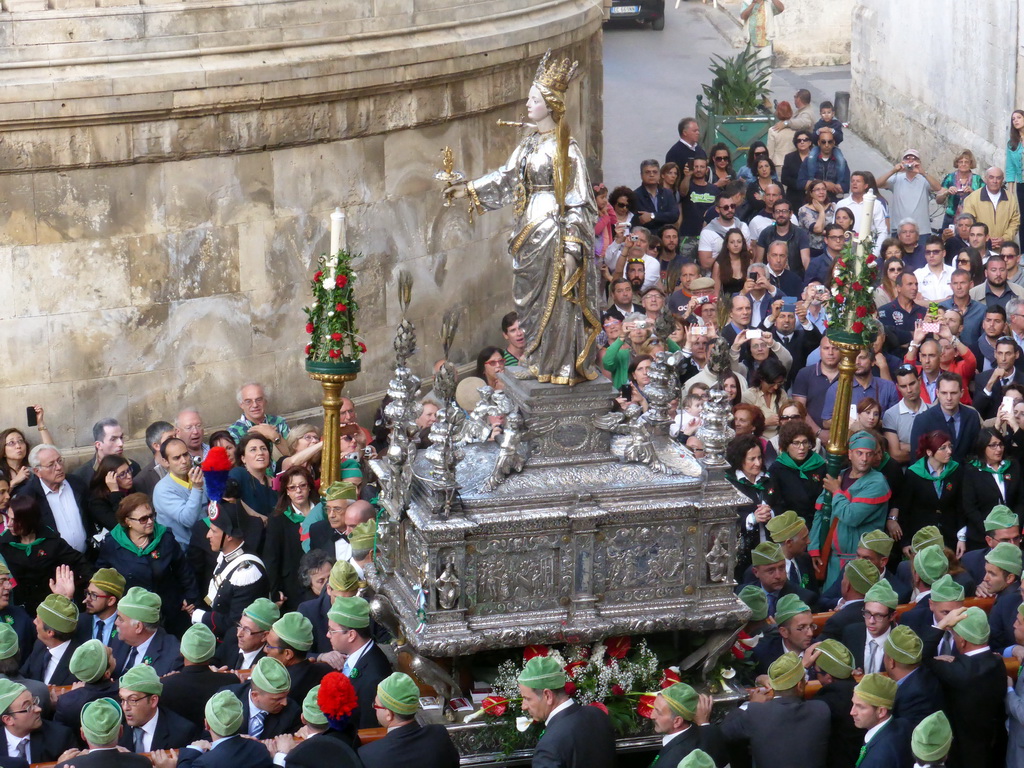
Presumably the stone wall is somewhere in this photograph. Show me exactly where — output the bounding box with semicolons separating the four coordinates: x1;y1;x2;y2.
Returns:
851;0;1019;172
0;0;604;457
770;0;854;67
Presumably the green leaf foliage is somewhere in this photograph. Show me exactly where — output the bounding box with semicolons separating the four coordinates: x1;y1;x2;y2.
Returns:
701;43;772;116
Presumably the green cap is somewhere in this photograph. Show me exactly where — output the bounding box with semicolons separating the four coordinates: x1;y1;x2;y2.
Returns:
984;505;1019;532
660;682;698;720
90;568;126;599
181;624;217;664
0;624;18;661
884;625;923;665
273;612;314;652
854;673;897;709
328;596;370;629
118;587;162;625
911;526;943;554
751;541;784;566
768;652;805;691
324;481;358;502
243;598;281;631
120;664;163;696
677;750;715;768
349;519;377;550
914;544;948;585
81;698;123;746
849;431;877;450
986;542;1023;576
737;586;768;622
329;560;360;592
37;594;78;634
929;573;964;603
952;605;989;645
912;711;953;762
864;579;899;610
206;690;244;736
251;656;291;694
518;656;567;690
71;639;109;684
0;679;26;714
815;639;854;679
340;460;363;481
774;593;811;626
766;511;805;543
302;685;327;727
845;559;880;595
377;672;420;715
858;529;894;556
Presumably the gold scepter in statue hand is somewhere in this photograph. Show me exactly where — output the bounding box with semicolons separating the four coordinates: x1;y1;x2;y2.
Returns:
434;147;465;208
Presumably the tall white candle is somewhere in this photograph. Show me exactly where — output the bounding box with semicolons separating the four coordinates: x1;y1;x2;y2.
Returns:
330;207;344;255
860;190;876;244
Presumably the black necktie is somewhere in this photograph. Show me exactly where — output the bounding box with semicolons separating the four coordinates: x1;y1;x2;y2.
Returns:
781;335;792;345
946;415;956;440
94;618;104;641
789;561;799;583
125;647;138;671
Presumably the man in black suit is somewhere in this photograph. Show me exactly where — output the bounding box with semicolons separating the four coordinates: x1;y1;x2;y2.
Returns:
926;605;1008;767
908;371;982;463
212;597;276;671
822;530;909;610
327;596;392;728
901;570;964;656
131;420;175;499
762;510;820;601
160;624;239;728
271;678;360;768
979;542;1023;650
219;657;300;740
0;678;76;764
645;683;726;768
516;655;615;768
971;336;1024;419
297;560;358;656
820;559;880;642
13;444;95;554
882;625;945;727
264;612;331;704
634;159;680;235
54;638;119;736
750;593;816;677
75;568;125;647
168;690;274;768
849;674;912;767
71;418;141;485
721;652;831;768
806;639;860;768
745;541;817;619
21;593;82;686
55;698;150;768
961;505;1021;586
665;118;706;169
117;664;201;752
841;580;899;672
766;292;822;386
112;587;182;678
356;672;459;768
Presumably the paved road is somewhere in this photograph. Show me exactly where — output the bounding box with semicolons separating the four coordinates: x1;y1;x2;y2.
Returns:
601;3;889;189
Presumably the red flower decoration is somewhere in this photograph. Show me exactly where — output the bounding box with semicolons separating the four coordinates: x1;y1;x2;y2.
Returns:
304;344;312;355
329;349;341;359
836;295;845;304
637;694;657;719
852;321;864;333
835;278;844;287
482;696;508;716
866;254;876;264
336;275;348;288
855;306;868;318
318;671;359;719
588;702;609;714
305;323;314;334
358;342;367;353
524;645;549;661
336;303;346;312
564;661;587;679
314;270;323;281
565;681;577;696
851;281;863;291
837;259;846;269
604;636;631;659
659;668;681;688
331;333;342;341
610;684;625;696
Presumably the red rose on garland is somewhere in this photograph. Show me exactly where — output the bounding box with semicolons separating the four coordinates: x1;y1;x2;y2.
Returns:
329;349;341;359
852;321;864;333
314;270;323;281
836;295;845;304
358;342;367;353
855;306;868;318
304;344;311;355
482;696;508;716
305;323;314;334
565;681;577;696
852;281;863;291
331;333;342;341
336;275;348;288
336;303;346;312
611;684;625;696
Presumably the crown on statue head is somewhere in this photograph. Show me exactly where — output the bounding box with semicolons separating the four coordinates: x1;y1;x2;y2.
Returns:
534;50;579;95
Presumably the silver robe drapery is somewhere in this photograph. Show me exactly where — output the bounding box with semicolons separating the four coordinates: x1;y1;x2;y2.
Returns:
468;131;600;385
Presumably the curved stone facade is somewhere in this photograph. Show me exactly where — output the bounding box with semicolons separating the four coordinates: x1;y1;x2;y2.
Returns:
0;0;604;453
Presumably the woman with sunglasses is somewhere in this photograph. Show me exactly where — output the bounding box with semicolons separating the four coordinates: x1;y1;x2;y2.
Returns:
873;255;904;309
955;247;985;285
743;157;779;222
781;130;815;212
86;454;136;533
962;428;1023;553
708;143;736;189
96;492;199;630
737;141;777;185
798;179;836;256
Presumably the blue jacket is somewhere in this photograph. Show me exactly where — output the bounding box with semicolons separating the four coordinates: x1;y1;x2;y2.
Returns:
797;147;850;197
96;526;201;615
633;184;680;232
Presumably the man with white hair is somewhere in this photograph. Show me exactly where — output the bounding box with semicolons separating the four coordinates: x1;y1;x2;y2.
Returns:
15;444;92;553
175;409;209;461
227;383;292;455
964;166;1022;249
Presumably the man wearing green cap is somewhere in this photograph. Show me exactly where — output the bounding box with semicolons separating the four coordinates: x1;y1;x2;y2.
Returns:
265;612;331;703
927;605;1007;767
0;621;50;724
153;690;274;768
820;558;880;642
647;683;725;768
117;664;201;752
326;596;392;728
806;640;861;768
21;593;83;686
220;656;300;740
516;655;615;768
347;519;378;580
113;587;182;678
751;593;815;677
213;597;277;671
764;510;819;598
0;677;75;763
982;541;1024;651
53;639;117;734
743;541;816;619
842;580;898;673
721;652;830;768
822;529;909;610
160;624;240;729
355;672;459;768
76;567;125;647
900;544;954;638
268;682;361;768
298;559;364;657
187;494;268;639
961;504;1021;585
850;673;912;767
911;711;952;768
54;698;150;767
308;485;369;563
811;431;892;588
882;625;944;728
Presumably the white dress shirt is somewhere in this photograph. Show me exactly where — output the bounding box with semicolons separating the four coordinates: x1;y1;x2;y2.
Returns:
41;480;87;552
44;640;72;684
135;711;159;752
545;698;574;726
4;728;29;763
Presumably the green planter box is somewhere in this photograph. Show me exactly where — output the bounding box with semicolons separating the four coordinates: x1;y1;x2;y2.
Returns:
305;358;361;376
696;95;771;173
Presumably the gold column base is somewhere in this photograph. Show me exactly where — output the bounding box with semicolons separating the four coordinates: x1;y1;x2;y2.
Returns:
307;371;358;487
825;339;864;458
